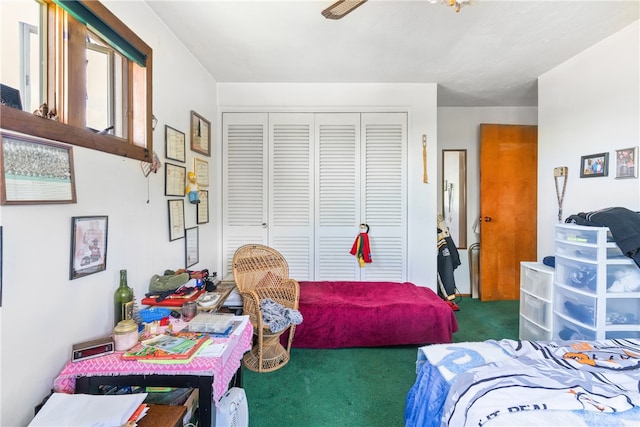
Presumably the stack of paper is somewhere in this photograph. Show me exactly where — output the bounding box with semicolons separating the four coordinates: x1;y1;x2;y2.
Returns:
29;392;147;427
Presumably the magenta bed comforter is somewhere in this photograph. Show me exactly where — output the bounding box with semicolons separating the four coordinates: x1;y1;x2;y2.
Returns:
289;281;458;349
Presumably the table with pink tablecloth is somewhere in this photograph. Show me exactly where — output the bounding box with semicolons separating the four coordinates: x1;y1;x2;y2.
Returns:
53;317;252;406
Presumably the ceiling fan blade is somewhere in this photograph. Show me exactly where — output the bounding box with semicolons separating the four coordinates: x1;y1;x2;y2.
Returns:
322;0;368;20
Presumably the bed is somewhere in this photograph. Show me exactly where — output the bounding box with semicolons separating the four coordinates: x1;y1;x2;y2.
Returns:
287;281;458;349
405;338;640;427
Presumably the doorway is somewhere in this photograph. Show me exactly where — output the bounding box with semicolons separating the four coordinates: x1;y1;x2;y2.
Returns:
479;124;538;301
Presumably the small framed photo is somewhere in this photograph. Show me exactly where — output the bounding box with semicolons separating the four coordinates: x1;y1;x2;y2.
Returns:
185;226;199;268
194;157;209;187
70;216;108;280
190;110;211;157
580;152;609;178
165;163;186;197
615;147;637;179
1;132;77;204
197;189;209;224
168;199;185;241
165;125;186;163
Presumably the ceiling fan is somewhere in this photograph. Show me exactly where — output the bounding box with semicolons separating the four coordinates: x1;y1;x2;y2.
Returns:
321;0;470;19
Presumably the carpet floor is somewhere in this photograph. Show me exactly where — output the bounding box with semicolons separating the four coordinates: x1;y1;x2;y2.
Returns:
242;297;520;427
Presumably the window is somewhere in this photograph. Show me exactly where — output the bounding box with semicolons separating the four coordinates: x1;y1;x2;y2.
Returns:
0;0;153;162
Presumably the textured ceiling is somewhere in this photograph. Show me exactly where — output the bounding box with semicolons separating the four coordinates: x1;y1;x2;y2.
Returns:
145;0;639;107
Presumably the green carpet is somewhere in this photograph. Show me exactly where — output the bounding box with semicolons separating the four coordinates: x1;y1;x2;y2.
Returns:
242;297;519;427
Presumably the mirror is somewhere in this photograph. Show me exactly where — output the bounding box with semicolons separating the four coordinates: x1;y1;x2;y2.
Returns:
442;149;467;248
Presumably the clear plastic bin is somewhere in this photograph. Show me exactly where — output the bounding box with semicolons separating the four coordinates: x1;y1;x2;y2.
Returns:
520;291;552;328
519;316;552;341
555;286;597;327
520;263;554;300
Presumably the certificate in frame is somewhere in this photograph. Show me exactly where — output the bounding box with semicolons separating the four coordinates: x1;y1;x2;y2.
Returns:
1;132;77;205
165;163;186;197
168;199;185;241
165;125;186;163
70;216;108;280
185;226;199;268
190;110;211;157
197;189;209;224
194;157;209;187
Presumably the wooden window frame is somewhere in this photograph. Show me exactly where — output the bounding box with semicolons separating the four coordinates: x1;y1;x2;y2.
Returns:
0;0;153;162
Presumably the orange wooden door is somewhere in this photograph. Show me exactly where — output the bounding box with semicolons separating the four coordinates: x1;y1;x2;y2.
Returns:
479;124;538;301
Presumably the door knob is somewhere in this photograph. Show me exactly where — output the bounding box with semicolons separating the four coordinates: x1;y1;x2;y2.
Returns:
484;216;492;222
262;222;267;228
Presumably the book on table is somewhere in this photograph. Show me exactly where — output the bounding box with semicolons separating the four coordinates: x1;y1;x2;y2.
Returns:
122;332;209;360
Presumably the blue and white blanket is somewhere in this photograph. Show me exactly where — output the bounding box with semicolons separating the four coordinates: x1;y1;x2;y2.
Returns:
405;339;640;427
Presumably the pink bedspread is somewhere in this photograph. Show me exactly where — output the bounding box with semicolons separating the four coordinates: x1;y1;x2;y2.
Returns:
289;281;458;348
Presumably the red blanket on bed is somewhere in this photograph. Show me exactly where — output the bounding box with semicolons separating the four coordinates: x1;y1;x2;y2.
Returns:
288;281;458;349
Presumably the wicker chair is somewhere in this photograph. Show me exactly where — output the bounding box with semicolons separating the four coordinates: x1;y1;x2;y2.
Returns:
232;244;300;373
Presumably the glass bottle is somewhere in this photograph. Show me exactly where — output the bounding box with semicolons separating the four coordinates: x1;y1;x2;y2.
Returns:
114;269;133;326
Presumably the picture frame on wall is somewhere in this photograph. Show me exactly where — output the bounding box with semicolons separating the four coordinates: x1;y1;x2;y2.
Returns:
615;147;638;179
168;199;185;241
185;226;199;268
0;132;77;205
0;226;3;307
70;216;108;280
197;189;209;224
190;110;211;157
165;163;186;197
580;152;609;178
194;157;209;187
165;125;186;163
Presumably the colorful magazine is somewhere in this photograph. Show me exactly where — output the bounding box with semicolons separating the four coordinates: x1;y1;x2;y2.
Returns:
121;332;209;360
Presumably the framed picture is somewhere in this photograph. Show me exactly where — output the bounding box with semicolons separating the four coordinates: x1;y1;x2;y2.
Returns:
165;163;186;197
194;157;209;187
1;132;76;204
168;199;185;241
197;189;209;224
615;147;638;179
580;152;609;178
70;216;108;280
190;110;211;157
185;226;199;268
165;125;186;163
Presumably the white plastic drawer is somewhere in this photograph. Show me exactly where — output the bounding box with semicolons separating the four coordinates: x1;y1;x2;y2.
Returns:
607;264;640;293
520;291;552;328
554;315;596;341
555;286;597;327
519;316;552;341
555;257;598;292
606;330;640;339
555;240;625;261
555;225;613;244
520;263;554;300
606;298;640;327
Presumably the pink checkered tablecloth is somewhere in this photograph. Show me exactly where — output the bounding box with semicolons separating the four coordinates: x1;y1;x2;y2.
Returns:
53;318;252;406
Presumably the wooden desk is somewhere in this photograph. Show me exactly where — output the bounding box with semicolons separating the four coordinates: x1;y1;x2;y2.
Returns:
138;404;186;427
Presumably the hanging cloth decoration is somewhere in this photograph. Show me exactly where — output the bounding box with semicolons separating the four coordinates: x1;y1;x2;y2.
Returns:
350;224;372;267
553;166;568;223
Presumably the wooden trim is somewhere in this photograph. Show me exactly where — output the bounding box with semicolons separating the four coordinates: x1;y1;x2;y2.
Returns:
0;105;150;161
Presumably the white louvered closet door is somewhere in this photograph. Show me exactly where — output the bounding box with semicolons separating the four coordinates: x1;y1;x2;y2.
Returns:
360;112;407;281
314;113;362;280
222;113;269;275
314;112;407;281
268;113;314;281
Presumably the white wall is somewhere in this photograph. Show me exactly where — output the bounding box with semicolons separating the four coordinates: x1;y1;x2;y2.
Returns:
437;107;538;294
538;21;640;258
0;1;218;425
217;83;439;287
